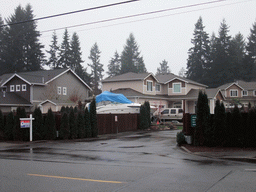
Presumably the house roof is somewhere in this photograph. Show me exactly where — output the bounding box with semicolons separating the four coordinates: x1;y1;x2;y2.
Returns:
102;72;157;83
155;73;208;87
0;68;92;90
0;92;32;106
218;80;256;90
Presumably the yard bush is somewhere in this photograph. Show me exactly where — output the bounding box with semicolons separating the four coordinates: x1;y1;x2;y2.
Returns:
76;111;85;139
176;131;186;146
44;108;56;140
90;97;98;137
84;107;91;138
69;107;77;139
59;112;70;140
33;107;44;140
4;112;14;140
0;110;4;140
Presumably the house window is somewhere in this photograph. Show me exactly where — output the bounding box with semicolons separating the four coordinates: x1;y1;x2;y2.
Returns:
254;90;256;96
156;83;161;92
230;90;238;97
22;84;26;91
10;85;14;92
16;85;20;92
173;83;181;93
63;87;67;95
57;87;61;95
242;90;248;96
147;81;153;92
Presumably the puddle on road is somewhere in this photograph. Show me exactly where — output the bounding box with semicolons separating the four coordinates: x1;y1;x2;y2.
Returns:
119;145;145;148
2;147;52;153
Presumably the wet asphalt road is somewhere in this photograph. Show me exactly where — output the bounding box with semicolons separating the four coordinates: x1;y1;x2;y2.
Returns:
1;130;256;192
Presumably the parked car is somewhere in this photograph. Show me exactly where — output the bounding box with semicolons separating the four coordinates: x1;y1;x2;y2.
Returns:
154;108;183;122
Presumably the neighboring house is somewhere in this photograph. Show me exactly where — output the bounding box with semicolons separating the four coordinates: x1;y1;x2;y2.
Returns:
102;72;224;114
218;80;256;111
0;68;92;113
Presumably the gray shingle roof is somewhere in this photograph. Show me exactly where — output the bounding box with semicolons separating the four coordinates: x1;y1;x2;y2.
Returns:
0;92;32;106
218;80;256;90
102;72;153;82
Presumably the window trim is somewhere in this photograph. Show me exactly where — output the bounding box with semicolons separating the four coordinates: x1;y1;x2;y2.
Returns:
230;89;238;97
16;85;20;92
173;83;181;93
146;80;153;92
242;90;248;96
155;83;161;92
57;87;61;95
22;84;26;91
63;87;67;95
10;85;15;92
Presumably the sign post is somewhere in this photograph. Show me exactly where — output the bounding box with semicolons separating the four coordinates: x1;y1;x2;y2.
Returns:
20;114;35;141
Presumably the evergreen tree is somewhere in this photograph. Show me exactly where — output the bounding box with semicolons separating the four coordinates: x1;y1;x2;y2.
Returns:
13;107;27;141
84;107;91;137
120;33;147;74
246;109;256;147
178;67;186;78
59;112;70;140
229;33;246;81
230;105;242;147
69;107;77;139
76;111;85;139
70;32;84;72
186;17;210;84
0;110;4;139
245;21;256;80
58;28;72;68
0;15;6;75
46;31;60;69
107;51;121;77
156;60;171;75
213;100;226;146
139;104;147;130
33;107;44;140
144;101;151;127
2;4;44;73
44;108;56;140
4;112;14;140
90;97;98;137
209;19;232;87
88;42;104;95
194;90;210;146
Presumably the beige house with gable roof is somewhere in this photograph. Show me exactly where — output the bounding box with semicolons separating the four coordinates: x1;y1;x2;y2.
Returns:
102;72;224;114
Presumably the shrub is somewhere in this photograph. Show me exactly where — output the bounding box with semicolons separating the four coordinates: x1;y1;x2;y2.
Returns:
90;97;98;137
84;107;91;138
4;112;14;140
76;111;85;139
59;112;70;140
33;107;44;140
44;108;56;140
69;107;77;139
176;131;186;146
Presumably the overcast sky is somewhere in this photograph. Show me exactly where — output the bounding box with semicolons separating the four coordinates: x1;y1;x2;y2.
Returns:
1;0;256;76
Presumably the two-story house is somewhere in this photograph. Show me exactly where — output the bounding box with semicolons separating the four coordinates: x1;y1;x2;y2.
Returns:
0;68;92;113
102;72;224;114
218;80;256;111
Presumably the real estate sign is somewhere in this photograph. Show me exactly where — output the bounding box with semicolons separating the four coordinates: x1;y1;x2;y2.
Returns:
20;120;30;128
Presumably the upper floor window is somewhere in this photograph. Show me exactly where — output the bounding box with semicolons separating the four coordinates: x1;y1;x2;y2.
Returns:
22;84;26;91
230;90;238;97
10;85;14;92
16;85;20;92
147;81;153;92
63;87;67;95
57;87;61;95
254;90;256;96
242;90;248;96
173;83;181;93
156;83;161;92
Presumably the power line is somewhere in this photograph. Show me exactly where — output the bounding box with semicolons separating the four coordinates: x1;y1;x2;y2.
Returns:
0;0;139;27
41;0;226;33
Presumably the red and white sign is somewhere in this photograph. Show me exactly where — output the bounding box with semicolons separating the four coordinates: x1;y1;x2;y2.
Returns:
20;120;30;128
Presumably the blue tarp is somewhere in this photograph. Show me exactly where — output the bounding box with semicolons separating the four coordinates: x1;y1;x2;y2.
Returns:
96;91;132;104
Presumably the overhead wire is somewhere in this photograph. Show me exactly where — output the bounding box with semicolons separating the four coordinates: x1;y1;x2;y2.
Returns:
0;0;139;27
40;0;226;33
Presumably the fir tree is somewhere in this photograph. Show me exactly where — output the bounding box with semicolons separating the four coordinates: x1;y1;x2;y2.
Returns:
33;107;44;140
44;108;56;140
13;107;27;141
88;42;104;95
186;17;210;85
46;31;60;69
69;107;77;139
213;100;226;146
84;107;91;137
76;111;85;139
59;112;70;140
70;32;83;72
90;97;98;137
4;112;14;140
156;60;171;75
120;33;147;74
107;51;121;77
58;28;72;68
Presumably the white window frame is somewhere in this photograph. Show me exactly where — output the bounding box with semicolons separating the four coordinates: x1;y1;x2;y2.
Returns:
16;85;20;92
242;90;248;96
173;83;181;93
230;89;238;97
10;85;15;92
146;80;153;92
156;83;161;92
57;87;61;95
63;87;67;95
22;84;26;91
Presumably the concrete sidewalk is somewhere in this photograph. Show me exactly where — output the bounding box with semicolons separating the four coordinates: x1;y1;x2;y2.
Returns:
181;145;256;164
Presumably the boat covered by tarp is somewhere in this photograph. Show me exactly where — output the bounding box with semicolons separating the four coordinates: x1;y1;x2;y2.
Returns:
96;91;132;105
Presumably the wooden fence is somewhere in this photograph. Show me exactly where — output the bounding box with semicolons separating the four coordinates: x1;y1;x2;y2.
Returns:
97;113;139;135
